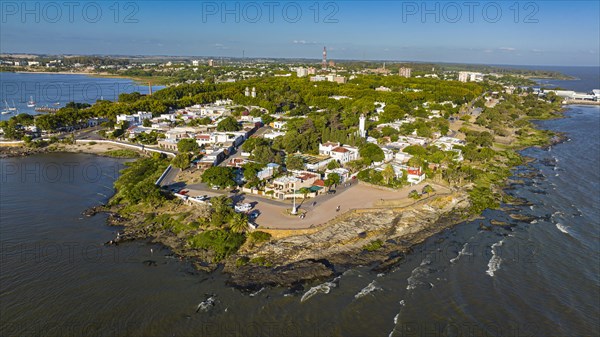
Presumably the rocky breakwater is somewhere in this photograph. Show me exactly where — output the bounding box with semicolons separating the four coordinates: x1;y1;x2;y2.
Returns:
225;191;471;290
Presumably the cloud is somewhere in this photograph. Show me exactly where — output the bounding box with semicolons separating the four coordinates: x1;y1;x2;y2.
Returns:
499;47;516;52
292;40;320;45
214;43;229;50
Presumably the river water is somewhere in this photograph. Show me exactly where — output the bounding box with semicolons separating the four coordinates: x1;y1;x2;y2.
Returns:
0;72;164;121
1;89;599;335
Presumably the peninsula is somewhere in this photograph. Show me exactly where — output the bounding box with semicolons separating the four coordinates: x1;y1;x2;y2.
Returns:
1;60;570;288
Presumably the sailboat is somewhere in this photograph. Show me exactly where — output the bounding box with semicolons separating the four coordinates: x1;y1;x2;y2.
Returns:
1;101;11;115
27;96;36;108
9;100;17;111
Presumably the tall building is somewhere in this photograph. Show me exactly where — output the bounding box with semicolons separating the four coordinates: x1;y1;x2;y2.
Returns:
359;114;367;138
245;87;250;97
297;67;308;77
458;71;484;82
399;67;412;78
208;59;214;67
322;47;327;70
458;71;469;82
251;87;256;98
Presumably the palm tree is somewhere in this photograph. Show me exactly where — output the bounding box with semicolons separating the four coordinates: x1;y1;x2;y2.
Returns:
210;195;231;214
299;187;310;199
229;212;248;233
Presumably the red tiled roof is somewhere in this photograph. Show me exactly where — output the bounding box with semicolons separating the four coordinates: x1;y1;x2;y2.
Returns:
313;179;325;187
408;167;422;175
331;146;349;153
297;173;317;180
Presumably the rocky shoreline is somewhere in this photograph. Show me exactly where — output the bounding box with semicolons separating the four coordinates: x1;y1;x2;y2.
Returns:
85;190;474;290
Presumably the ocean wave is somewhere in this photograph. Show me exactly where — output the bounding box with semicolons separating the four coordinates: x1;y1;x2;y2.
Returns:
486;240;504;277
556;223;570;234
450;242;472;264
354;280;382;299
249;287;265;297
406;256;432;290
300;276;341;303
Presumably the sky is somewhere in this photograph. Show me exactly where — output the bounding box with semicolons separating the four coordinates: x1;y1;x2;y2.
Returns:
1;0;599;66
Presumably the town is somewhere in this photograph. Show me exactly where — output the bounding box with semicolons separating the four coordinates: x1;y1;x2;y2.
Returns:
0;51;580;263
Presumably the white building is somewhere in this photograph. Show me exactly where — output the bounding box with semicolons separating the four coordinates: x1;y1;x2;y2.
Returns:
319;142;360;164
297;67;308;77
263;131;286;140
116;111;152;125
272;120;287;130
458;71;484;82
406;167;426;185
399;67;412;78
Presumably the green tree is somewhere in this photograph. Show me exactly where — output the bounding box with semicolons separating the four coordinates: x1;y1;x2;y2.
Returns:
359;143;385;164
409;190;421;200
229;212;249;233
325;172;341;187
172;153;191;169
327;160;340;170
217;116;241;131
286;155;305;170
382;164;395;185
201;167;236;188
142;118;152;127
177;138;199;153
422;184;435;195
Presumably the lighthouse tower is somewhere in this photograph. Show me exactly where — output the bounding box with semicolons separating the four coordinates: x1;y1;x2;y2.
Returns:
359;114;367;138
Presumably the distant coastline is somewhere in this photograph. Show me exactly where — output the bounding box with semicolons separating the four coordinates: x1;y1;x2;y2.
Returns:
2;70;159;86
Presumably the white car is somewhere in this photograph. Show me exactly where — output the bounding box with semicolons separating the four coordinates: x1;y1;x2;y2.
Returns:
234;203;252;213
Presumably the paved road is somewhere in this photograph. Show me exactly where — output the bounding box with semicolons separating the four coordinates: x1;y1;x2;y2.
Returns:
160;167;181;187
217;125;271;167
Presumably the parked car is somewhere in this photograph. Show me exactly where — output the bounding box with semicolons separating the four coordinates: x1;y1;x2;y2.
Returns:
248;210;260;220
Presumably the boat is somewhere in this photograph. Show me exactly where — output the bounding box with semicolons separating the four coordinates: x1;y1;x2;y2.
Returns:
1;101;11;115
8;100;17;111
27;96;36;108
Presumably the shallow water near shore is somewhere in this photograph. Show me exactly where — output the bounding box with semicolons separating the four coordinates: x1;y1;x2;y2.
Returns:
1;106;599;336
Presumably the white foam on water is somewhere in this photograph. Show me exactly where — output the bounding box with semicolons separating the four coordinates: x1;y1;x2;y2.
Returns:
249;287;264;297
406;256;432;290
354;280;382;299
196;296;216;313
388;313;401;337
300;276;341;303
556;223;570;234
486;240;504;277
450;242;472;264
